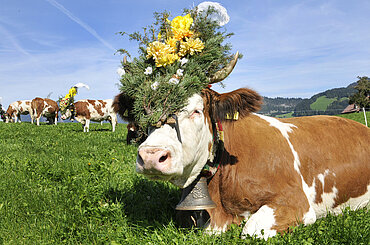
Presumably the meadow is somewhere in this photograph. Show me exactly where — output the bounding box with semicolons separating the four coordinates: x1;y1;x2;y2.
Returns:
0;115;369;244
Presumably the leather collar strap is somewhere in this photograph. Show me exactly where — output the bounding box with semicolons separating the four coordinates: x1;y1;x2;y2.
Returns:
201;120;224;178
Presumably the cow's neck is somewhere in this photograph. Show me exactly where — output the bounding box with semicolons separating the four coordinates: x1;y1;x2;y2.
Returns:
201;120;224;178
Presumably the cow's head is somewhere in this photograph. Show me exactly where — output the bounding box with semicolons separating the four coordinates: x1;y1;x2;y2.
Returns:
5;106;16;123
60;106;74;121
114;87;261;188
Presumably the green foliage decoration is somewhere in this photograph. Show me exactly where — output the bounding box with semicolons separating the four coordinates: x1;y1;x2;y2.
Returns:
116;6;237;130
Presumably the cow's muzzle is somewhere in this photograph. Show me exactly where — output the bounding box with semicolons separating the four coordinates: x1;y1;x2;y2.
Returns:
137;147;172;174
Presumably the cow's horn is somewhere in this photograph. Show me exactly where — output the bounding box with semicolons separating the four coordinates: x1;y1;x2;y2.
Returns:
176;176;216;211
209;51;239;84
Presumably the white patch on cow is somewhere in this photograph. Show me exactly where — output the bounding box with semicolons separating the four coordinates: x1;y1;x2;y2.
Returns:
334;184;370;212
241;205;277;240
138;93;213;188
205;223;228;235
255;114;318;225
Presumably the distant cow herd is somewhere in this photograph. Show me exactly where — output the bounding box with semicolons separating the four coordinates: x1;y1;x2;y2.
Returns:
1;97;127;135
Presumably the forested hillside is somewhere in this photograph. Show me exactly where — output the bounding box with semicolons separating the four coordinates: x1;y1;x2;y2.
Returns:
293;83;357;117
260;83;357;117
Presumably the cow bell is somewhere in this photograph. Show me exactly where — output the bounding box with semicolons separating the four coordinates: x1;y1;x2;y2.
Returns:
176;176;216;210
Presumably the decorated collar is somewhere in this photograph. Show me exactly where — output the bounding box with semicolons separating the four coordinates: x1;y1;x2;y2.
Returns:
201;121;224;178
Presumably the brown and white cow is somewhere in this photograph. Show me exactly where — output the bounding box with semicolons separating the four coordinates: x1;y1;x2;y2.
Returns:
114;88;370;239
5;100;33;123
31;97;59;126
60;99;117;132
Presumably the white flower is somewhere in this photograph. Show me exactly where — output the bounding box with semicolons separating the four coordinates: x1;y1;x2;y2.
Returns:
169;77;179;84
151;81;159;90
197;2;230;26
144;66;153;75
180;57;188;66
176;69;184;77
116;67;126;77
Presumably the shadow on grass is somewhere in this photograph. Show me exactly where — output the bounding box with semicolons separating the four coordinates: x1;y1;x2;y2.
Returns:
105;177;181;227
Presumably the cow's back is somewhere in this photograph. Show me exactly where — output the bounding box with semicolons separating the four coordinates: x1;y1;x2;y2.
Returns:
75;99;113;120
44;98;58;114
31;97;45;116
74;100;91;119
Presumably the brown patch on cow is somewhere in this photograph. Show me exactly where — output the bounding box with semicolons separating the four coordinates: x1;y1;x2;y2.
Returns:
284;116;370;207
91;100;105;116
314;178;323;204
26;101;31;106
6;105;16;118
44;98;58;114
74;101;91;119
31;97;45;118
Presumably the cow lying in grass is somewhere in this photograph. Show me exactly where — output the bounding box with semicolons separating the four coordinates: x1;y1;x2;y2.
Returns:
31;98;59;126
113;67;369;240
60;99;117;132
5;100;32;123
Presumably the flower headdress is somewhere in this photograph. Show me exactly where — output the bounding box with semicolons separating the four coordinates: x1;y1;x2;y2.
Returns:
59;83;90;113
116;2;239;131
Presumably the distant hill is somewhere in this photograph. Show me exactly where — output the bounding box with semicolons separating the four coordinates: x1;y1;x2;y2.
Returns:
292;83;357;117
260;83;357;117
259;97;303;117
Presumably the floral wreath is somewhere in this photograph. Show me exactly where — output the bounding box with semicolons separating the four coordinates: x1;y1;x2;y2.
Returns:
58;83;90;113
116;2;239;131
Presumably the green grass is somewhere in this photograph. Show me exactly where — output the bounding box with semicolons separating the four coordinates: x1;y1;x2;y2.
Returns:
0;121;369;244
338;111;370;126
310;96;337;111
276;111;294;118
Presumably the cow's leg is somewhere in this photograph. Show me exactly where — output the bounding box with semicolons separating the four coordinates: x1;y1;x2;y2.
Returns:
14;114;18;123
84;119;90;132
241;193;314;239
110;118;117;132
241;205;278;239
17;113;21;123
54;114;58;125
36;116;40;126
30;110;34;124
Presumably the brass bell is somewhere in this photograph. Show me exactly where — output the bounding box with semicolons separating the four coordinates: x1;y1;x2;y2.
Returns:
176;176;216;210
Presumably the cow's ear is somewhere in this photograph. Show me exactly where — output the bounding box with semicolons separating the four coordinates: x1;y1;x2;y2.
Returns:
206;88;262;122
113;93;135;121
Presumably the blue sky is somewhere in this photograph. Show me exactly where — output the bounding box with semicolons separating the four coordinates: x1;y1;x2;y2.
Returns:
1;0;370;107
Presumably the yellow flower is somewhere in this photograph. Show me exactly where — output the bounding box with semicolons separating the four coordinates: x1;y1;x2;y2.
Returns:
171;14;194;40
171;14;193;32
146;41;166;60
179;38;205;56
64;87;77;99
146;40;179;67
156;53;179;67
166;37;178;50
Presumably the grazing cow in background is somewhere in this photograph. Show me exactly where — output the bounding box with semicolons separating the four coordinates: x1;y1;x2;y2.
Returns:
114;88;370;239
126;122;139;144
31;97;59;126
60;99;117;132
5;100;32;123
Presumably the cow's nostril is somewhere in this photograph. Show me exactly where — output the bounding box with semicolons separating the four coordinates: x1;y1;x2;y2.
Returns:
159;154;168;163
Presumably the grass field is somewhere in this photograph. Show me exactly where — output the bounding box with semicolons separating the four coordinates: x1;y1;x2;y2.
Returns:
310;96;337;111
0;119;369;244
